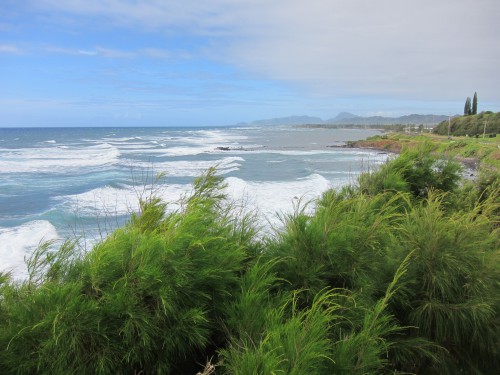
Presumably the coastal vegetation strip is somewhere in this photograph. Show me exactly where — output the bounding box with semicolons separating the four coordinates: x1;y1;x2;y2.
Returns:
349;132;500;171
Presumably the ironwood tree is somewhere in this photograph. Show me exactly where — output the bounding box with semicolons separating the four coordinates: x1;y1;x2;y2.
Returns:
464;96;472;115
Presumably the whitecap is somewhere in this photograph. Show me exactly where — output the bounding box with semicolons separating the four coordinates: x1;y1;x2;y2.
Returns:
154;129;247;156
59;186;142;216
266;159;286;164
119;156;244;177
160;146;210;156
0;221;59;280
99;136;138;142
0;143;120;173
224;174;332;231
58;183;192;217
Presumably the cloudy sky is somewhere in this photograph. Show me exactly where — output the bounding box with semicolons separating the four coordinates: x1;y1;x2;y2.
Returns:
1;0;499;127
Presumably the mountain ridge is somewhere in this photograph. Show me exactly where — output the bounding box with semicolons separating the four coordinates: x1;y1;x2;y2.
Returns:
238;113;452;126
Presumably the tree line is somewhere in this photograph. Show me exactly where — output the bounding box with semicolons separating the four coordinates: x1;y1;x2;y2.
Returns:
464;92;478;116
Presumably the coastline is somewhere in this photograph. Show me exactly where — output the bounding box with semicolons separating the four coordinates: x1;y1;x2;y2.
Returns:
339;136;485;180
342;132;500;172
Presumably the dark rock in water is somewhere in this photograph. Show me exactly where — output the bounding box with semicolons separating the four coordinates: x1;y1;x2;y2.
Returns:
215;146;230;151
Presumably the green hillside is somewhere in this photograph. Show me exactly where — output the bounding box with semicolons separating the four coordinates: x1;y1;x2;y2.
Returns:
434;111;500;136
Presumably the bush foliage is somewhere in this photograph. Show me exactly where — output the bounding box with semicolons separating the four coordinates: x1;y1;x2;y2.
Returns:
434;111;500;136
0;148;498;374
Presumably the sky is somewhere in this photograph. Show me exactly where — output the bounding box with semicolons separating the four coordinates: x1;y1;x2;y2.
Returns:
1;0;499;127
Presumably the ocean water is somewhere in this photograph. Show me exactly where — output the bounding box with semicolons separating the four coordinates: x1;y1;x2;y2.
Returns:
0;126;387;279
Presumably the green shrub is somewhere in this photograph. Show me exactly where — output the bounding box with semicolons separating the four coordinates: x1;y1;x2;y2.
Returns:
0;168;257;374
391;193;499;374
221;261;339;374
264;191;402;305
358;143;462;199
0;153;497;374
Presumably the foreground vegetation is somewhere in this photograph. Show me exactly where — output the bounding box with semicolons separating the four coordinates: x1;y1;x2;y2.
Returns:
0;145;498;374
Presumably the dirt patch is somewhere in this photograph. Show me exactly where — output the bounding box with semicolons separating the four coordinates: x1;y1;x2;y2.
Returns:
455;157;479;171
490;149;500;160
349;139;403;153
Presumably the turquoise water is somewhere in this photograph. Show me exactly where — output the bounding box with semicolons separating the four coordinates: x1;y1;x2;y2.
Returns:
0;126;386;278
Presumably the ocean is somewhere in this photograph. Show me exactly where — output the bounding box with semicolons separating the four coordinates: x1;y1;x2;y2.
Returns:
0;126;386;279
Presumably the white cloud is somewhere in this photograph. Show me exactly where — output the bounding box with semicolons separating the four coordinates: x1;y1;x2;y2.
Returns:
31;0;500;103
77;49;97;56
213;1;499;100
0;43;23;54
94;47;134;59
42;45;173;59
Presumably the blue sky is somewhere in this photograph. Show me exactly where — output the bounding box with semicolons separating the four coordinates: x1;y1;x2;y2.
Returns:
1;0;499;127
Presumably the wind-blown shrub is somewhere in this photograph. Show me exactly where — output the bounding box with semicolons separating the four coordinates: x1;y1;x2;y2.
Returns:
0;152;497;374
0;168;257;374
219;257;341;374
391;192;499;374
265;191;402;304
358;143;462;199
327;252;437;374
261;190;443;374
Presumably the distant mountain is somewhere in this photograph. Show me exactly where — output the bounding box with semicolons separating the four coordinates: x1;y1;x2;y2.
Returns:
247;115;324;126
236;113;450;127
327;114;450;126
329;112;360;122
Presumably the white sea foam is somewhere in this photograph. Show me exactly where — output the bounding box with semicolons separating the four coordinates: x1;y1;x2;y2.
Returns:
0;143;120;173
159;146;211;156
59;169;348;229
156;130;247;156
224;174;332;230
98;129;247;157
120;156;244;177
172;129;246;144
60;186;142;216
0;221;59;280
59;183;192;217
107;143;158;150
95;133;245;157
266;159;286;163
0;127;387;281
99;136;139;142
58;172;332;229
1;173;350;280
